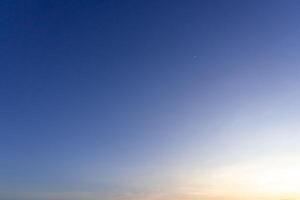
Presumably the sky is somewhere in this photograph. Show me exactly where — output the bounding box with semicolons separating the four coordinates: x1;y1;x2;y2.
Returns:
1;0;300;200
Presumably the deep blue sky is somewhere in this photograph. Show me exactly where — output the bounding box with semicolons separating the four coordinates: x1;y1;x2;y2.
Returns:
1;1;300;199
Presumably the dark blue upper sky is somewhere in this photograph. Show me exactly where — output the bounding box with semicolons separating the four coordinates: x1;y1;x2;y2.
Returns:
1;1;300;199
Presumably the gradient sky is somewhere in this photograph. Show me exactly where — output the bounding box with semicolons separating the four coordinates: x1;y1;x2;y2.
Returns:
1;1;300;200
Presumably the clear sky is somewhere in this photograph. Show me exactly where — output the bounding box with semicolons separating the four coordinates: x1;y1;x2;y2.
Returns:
1;1;300;200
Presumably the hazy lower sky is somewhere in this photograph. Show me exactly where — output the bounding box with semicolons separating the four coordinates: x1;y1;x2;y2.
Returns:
1;1;300;200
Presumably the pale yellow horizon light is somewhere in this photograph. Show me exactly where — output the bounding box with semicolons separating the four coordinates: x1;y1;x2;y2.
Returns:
171;155;300;200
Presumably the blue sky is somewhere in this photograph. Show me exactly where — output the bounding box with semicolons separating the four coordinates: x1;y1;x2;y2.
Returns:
1;1;300;199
